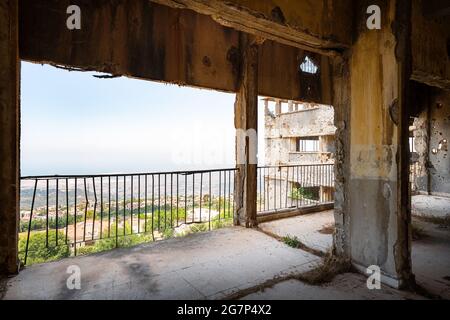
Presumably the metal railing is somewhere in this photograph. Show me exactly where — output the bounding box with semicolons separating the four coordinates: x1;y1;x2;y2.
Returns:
257;164;334;213
19;164;335;265
20;168;236;265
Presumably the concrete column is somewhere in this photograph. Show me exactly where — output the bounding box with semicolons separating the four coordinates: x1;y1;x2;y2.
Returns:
275;99;281;115
264;99;269;115
332;54;351;258
0;0;20;275
234;34;259;228
288;100;294;112
347;0;413;288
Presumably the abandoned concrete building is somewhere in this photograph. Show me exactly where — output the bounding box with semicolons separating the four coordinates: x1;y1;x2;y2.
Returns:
262;98;336;209
1;0;450;300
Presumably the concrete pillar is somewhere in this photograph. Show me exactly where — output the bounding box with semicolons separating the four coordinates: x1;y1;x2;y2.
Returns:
264;99;269;115
275;99;281;115
332;54;351;259
0;0;20;275
347;0;413;288
288;100;294;112
234;34;259;228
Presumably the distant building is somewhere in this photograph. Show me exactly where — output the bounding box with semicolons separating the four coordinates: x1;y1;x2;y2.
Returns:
262;98;336;210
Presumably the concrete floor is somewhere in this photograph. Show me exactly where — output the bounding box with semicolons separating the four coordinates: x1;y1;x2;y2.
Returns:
412;195;450;218
241;273;424;300
250;204;450;300
412;218;450;299
2;227;320;300
2;206;449;300
259;210;334;253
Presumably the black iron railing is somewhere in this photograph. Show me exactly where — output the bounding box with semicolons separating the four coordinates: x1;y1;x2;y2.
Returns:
257;164;334;213
20;164;335;265
20;168;236;265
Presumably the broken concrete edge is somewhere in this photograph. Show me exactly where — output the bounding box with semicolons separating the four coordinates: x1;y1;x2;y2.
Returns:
255;226;326;258
415;191;450;198
412;215;450;228
222;254;352;300
256;203;334;223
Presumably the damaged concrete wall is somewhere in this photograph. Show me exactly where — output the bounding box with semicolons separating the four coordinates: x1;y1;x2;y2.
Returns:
265;106;335;139
428;90;450;196
264;104;336;166
347;0;412;287
413;110;430;193
0;0;20;275
414;88;450;197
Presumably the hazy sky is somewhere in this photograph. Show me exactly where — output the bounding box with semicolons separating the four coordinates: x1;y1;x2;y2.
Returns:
21;62;265;176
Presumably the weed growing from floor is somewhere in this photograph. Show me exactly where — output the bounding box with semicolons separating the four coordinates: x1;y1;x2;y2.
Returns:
282;235;301;248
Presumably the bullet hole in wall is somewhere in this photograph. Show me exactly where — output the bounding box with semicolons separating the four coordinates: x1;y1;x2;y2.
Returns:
438;139;448;152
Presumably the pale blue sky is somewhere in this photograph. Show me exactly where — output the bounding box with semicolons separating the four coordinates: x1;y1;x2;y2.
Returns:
21;62;265;176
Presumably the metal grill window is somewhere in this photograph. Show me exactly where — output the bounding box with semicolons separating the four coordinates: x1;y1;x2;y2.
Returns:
299;56;318;74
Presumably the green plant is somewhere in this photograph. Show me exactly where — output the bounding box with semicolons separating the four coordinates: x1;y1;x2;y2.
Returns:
18;230;70;265
282;235;301;248
77;222;154;255
291;187;315;200
189;223;209;233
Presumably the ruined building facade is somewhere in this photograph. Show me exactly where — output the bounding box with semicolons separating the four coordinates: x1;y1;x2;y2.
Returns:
263;98;336;208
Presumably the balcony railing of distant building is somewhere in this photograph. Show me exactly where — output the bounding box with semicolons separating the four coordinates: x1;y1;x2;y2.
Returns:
257;164;335;215
20;164;335;265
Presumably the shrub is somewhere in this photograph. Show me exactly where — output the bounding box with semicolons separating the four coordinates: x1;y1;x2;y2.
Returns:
19;230;70;265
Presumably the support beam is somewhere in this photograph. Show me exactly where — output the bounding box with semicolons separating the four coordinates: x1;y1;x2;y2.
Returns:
150;0;351;56
20;0;333;104
234;34;259;228
0;0;20;275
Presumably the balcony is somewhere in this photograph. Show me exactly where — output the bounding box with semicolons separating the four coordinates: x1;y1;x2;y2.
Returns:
18;164;335;266
3;164;447;300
